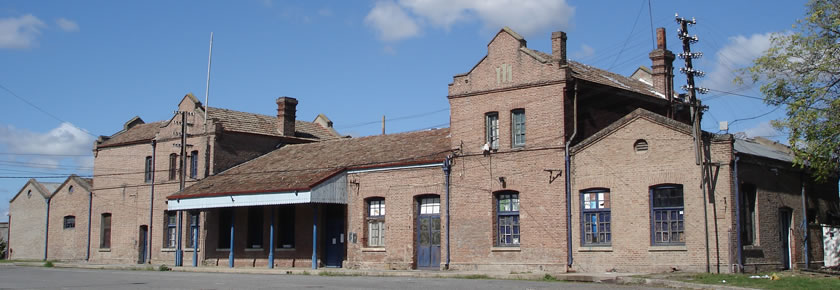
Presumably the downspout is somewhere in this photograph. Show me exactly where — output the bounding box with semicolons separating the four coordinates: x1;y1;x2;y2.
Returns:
733;156;742;272
148;140;156;263
6;215;10;259
442;155;452;270
564;82;578;269
44;196;51;261
86;191;92;261
801;172;809;269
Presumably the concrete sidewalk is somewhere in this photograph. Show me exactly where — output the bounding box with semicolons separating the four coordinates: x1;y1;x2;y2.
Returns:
6;261;754;289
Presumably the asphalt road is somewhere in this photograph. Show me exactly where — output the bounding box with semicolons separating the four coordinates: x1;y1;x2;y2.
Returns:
0;265;668;289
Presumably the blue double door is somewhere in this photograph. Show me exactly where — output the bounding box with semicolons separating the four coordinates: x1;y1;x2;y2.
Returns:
416;214;441;268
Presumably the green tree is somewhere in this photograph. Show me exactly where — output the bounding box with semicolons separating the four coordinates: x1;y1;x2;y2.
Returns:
743;0;840;180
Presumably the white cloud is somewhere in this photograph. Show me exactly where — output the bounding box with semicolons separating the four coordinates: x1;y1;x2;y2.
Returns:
0;123;95;170
365;0;574;42
572;44;594;59
0;14;46;49
701;32;774;91
55;18;79;32
742;120;779;138
364;1;420;42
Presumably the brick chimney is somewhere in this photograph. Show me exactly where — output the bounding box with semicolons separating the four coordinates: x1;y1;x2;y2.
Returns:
276;97;298;137
551;31;567;64
649;28;675;116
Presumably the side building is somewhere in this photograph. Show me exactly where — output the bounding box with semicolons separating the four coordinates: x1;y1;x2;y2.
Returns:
7;179;60;260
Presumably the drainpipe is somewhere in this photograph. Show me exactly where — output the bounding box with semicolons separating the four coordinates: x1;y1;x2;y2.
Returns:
312;205;318;269
269;208;275;268
148;140;156;263
442;155;452;270
193;212;199;267
564;82;578;269
86;191;92;261
800;173;809;269
6;215;10;259
44;196;51;261
229;210;235;268
733;156;742;272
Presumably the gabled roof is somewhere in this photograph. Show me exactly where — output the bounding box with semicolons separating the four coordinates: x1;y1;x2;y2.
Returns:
206;107;340;140
96;120;164;148
53;175;94;195
571;108;693;153
734;137;794;163
169;128;451;200
9;179;61;203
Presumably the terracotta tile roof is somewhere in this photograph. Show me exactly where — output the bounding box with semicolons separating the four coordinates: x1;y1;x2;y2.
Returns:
170;128;451;199
206;107;341;140
97;121;164;147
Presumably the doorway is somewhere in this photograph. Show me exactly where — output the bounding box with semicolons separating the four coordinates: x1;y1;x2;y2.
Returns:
779;208;793;269
138;225;148;264
324;205;345;268
416;196;441;269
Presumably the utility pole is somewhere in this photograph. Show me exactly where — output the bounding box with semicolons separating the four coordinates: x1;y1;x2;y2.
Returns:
677;13;712;273
175;111;189;267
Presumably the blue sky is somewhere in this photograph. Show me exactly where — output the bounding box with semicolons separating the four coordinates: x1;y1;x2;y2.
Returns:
0;0;810;221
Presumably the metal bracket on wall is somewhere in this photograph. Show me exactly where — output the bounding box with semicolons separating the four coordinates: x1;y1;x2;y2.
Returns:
544;169;562;184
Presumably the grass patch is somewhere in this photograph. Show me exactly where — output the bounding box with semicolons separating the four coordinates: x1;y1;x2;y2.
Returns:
43;261;54;267
674;272;840;289
158;264;171;271
318;271;361;277
541;274;559;282
301;271;310;275
457;274;491;279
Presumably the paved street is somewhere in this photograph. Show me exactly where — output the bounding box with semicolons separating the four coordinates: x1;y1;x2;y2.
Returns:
0;265;668;289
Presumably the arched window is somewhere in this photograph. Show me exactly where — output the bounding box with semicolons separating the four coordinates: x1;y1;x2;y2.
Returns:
650;184;684;245
68;185;74;193
495;191;520;246
634;139;649;153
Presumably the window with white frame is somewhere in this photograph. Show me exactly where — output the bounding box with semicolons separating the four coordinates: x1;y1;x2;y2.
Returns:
367;198;385;247
581;189;610;246
496;191;519;246
511;109;525;147
419;197;440;215
486;112;499;149
651;185;685;245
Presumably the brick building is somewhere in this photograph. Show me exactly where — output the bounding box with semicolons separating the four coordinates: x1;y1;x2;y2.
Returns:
7;179;60;260
46;175;93;261
85;94;340;265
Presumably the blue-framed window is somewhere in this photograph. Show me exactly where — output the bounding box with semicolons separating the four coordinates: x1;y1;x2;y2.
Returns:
144;156;153;183
511;109;525;147
496;191;520;246
186;211;199;248
189;150;198;179
651;185;685;245
486;112;499;149
164;211;177;248
581;189;610;246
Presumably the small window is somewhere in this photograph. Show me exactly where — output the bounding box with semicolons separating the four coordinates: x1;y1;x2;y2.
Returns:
164;211;177;248
68;185;74;193
367;198;385;247
217;209;232;249
144;156;153;183
419;197;440;215
651;185;685;245
276;206;295;249
189;150;199;179
247;207;263;249
496;191;520;246
186;211;200;248
634;139;649;153
169;154;178;181
581;189;611;246
64;215;76;229
100;213;112;249
511;109;525;147
486;112;499;150
27;189;31;198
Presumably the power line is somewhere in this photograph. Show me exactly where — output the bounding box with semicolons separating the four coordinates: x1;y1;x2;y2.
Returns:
0;82;98;138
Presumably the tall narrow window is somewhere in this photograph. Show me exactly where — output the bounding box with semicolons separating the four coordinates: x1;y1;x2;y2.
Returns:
164;211;177;248
217;209;232;249
186;211;199;248
651;185;685;245
168;154;177;181
511;109;525;147
247;207;263;249
100;213;112;249
367;198;385;247
276;206;295;249
189;150;198;179
581;189;611;246
144;156;153;183
741;184;757;245
64;215;76;229
496;191;520;246
486;112;499;149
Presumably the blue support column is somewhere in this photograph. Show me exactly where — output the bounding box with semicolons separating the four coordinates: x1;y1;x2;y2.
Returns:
311;205;318;269
193;212;198;267
229;210;235;268
268;207;275;269
176;211;183;266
